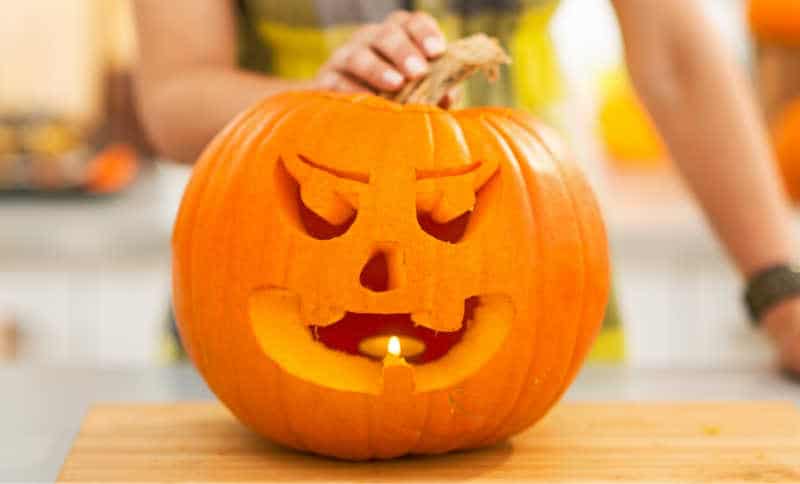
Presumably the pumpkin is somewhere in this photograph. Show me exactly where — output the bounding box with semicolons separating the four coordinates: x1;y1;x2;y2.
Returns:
172;35;609;460
749;0;800;46
771;97;800;202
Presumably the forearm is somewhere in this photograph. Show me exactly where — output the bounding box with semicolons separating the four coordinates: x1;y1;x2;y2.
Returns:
616;1;796;277
137;69;309;163
643;64;794;275
133;0;313;163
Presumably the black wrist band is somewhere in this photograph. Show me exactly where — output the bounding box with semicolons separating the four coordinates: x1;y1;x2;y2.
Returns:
744;264;800;325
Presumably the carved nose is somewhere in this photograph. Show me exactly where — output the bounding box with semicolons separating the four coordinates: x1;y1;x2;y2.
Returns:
359;248;404;292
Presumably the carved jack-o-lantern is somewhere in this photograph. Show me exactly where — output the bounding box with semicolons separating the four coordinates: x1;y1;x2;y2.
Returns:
172;37;609;460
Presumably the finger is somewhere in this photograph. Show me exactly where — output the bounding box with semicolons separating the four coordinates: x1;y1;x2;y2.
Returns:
404;11;446;58
350;23;381;44
386;10;412;25
371;23;429;79
324;23;380;71
341;47;405;91
325;45;354;72
317;71;370;94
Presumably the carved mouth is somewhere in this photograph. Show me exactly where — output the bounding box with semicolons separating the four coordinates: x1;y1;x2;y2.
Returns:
249;288;514;394
311;298;477;364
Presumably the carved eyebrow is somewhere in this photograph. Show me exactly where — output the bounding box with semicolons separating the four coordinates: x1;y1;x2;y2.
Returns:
296;154;369;183
296;154;483;183
415;161;482;181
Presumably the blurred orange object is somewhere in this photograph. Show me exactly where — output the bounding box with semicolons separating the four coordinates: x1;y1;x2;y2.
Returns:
0;311;20;362
771;97;800;202
597;68;667;170
85;143;139;194
749;0;800;46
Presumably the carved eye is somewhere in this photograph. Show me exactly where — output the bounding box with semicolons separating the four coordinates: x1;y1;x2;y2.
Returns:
417;211;471;243
276;158;356;240
298;196;356;240
416;168;499;244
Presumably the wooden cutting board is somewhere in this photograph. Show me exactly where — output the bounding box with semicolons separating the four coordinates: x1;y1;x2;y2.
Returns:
58;402;800;483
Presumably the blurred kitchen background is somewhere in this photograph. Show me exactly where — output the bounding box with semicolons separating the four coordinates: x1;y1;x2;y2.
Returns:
0;0;787;367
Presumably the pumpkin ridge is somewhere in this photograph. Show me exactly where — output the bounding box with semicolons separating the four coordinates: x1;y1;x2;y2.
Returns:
466;115;542;446
519;116;609;382
449;119;523;449
480;130;552;444
477;114;584;444
440;116;510;451
186;101;278;408
421;111;435;174
211;104;301;435
409;112;436;452
261;98;334;452
495;114;590;437
505;115;602;384
174;98;276;372
278;371;309;452
415;113;477;453
216;95;320;449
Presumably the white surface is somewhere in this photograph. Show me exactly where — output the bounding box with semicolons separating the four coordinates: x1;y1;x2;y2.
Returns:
0;164;190;364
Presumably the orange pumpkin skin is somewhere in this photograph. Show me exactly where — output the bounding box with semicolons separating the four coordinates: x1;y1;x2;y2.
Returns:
772;98;800;202
749;0;800;45
172;91;609;460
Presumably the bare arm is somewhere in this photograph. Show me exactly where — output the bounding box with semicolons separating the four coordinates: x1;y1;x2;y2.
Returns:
612;0;800;371
133;0;307;163
611;0;795;276
134;2;447;163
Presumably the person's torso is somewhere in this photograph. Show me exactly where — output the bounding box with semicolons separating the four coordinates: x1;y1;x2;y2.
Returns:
237;0;563;117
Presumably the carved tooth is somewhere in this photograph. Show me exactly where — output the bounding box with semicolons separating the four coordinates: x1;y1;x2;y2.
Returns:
300;300;345;327
410;311;433;327
318;306;346;326
431;300;465;332
411;301;464;331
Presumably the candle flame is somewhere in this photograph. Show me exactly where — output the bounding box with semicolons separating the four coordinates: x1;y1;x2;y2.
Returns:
387;335;401;356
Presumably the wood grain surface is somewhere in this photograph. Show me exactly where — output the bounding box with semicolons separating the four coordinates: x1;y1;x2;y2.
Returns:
58;401;800;483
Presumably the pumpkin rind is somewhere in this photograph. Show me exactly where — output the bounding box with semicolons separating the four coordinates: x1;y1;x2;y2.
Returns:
172;91;610;459
749;0;800;46
771;98;800;202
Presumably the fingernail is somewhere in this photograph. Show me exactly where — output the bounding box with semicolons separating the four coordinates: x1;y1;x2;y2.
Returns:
404;56;427;76
423;37;445;56
382;69;404;88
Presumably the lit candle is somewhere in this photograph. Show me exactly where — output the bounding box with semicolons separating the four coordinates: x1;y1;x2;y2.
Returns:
387;335;401;356
358;335;426;360
381;335;415;395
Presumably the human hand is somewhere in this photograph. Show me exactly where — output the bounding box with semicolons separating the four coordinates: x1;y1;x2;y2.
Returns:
315;11;454;103
762;298;800;376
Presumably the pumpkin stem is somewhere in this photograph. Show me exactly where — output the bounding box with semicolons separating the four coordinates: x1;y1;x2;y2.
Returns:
387;33;511;106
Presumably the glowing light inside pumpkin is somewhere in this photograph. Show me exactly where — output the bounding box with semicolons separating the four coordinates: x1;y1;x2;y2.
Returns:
387;336;401;356
356;334;426;359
